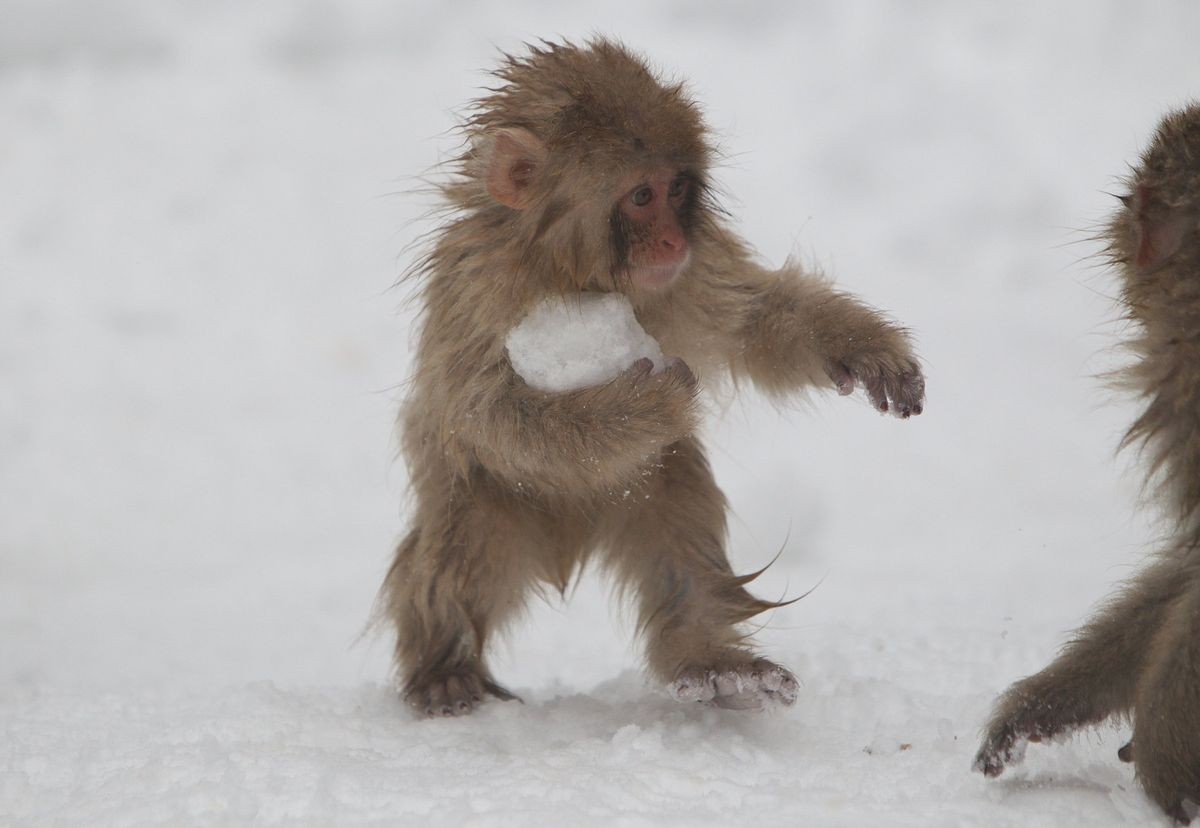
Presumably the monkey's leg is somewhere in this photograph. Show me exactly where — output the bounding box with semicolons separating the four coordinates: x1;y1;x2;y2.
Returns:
974;557;1184;776
382;486;579;717
599;437;797;710
1129;561;1200;823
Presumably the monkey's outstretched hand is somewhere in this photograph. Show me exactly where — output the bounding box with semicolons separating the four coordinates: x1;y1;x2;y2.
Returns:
669;658;799;711
824;352;925;418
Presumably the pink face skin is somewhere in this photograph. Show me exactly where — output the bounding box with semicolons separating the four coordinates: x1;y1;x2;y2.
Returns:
618;169;692;290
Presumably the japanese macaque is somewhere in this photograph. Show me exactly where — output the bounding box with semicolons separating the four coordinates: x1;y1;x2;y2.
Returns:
975;104;1200;823
379;39;925;718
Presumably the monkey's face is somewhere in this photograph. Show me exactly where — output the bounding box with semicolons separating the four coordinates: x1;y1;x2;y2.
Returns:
610;168;694;291
1118;105;1200;271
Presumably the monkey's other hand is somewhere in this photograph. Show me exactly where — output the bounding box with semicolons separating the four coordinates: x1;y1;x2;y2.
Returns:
824;354;924;419
616;356;699;431
627;355;696;388
404;670;519;718
669;658;798;711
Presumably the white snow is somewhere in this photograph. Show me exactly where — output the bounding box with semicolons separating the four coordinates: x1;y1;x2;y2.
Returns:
3;1;1199;825
505;292;667;392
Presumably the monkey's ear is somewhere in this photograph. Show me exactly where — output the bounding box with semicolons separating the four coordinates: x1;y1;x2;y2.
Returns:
485;128;546;210
1134;185;1195;269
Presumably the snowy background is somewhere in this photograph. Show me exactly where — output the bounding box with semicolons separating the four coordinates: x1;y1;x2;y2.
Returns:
3;1;1199;824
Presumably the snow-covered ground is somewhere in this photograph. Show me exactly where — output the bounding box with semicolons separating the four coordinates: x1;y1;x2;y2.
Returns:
3;1;1199;824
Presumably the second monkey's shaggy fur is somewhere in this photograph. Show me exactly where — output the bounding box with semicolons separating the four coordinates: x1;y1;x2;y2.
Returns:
975;104;1200;823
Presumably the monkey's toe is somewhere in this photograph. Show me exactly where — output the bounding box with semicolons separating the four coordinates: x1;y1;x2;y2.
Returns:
405;670;516;718
670;659;798;711
1167;799;1198;825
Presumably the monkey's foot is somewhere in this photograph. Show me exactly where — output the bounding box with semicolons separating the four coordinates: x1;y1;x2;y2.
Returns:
1165;799;1200;826
669;659;798;710
1130;739;1200;824
404;670;519;718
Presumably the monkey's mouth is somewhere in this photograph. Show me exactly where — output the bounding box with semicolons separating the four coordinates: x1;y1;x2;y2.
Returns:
631;252;690;290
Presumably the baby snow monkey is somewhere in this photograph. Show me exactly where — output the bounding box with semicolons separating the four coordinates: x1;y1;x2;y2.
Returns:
380;38;925;718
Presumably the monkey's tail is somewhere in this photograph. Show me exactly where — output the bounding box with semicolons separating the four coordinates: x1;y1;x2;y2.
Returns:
362;529;420;644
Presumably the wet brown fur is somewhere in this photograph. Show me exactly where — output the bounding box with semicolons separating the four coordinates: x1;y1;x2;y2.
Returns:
975;104;1200;823
380;39;925;717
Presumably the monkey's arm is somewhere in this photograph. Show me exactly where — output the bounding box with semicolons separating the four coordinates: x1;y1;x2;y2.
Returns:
458;359;698;495
710;260;924;415
974;557;1184;776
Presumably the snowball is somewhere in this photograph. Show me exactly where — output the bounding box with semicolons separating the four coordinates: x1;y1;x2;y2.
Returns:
505;293;666;393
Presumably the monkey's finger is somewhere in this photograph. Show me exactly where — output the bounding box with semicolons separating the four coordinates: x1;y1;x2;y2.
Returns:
905;370;926;415
864;375;889;413
889;374;923;418
663;356;697;386
627;357;655;378
823;360;855;395
1118;740;1134;763
879;364;924;418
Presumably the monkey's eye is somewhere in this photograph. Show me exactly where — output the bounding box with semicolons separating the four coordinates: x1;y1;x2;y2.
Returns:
631;186;653;207
668;177;689;198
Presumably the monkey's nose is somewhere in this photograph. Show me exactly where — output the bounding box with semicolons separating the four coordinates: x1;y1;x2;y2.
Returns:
660;231;684;251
